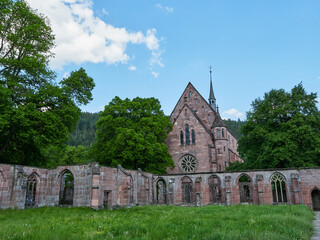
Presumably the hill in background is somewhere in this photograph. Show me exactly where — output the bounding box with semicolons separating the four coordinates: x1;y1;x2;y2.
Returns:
67;113;246;148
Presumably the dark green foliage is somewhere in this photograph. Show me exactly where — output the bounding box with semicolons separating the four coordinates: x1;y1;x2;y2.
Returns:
0;1;95;166
67;112;99;148
90;96;174;174
224;118;246;139
0;205;314;240
42;145;89;169
237;83;320;170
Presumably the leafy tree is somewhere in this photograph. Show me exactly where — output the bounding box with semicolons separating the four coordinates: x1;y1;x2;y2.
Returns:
43;145;89;169
224;118;246;139
0;0;95;166
67;112;99;148
90;97;174;174
237;83;320;169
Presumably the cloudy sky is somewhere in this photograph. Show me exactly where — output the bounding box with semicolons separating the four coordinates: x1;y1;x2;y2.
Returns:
27;0;320;120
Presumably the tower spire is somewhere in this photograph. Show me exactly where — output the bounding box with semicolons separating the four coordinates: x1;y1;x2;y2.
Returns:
208;66;216;111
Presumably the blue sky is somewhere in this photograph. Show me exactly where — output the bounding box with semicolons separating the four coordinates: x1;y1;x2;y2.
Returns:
27;0;320;120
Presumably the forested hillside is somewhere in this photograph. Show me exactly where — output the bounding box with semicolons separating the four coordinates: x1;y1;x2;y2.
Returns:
68;113;246;148
67;112;99;148
224;118;246;139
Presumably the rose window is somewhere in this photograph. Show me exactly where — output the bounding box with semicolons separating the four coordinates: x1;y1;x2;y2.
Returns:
179;155;197;173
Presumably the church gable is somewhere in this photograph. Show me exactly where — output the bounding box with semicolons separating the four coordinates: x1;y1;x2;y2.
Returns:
167;103;216;173
170;82;217;129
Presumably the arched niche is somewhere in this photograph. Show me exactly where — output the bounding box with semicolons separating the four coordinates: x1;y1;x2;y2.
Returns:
181;176;193;204
311;187;320;211
156;178;167;204
208;175;221;203
25;173;39;207
58;170;74;206
238;174;253;203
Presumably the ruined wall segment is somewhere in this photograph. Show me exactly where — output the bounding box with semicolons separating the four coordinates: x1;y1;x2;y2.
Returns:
1;163;320;210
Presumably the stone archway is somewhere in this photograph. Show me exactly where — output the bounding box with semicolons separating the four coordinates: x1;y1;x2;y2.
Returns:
312;189;320;211
238;174;253;203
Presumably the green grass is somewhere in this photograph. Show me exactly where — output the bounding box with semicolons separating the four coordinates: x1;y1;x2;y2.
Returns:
0;205;314;240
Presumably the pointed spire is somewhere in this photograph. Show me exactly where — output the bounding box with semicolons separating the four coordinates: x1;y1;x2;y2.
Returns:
208;66;216;111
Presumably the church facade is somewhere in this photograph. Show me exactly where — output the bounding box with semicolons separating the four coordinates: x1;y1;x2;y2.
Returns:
166;71;242;174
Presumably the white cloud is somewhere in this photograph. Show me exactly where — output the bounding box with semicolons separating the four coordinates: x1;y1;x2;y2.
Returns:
155;3;174;13
26;0;163;69
62;72;69;79
128;65;136;71
151;71;159;78
222;108;244;118
102;8;109;15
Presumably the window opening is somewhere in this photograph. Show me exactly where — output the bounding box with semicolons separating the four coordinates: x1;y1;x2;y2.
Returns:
208;175;221;203
182;177;193;204
222;129;225;138
59;170;74;206
271;174;287;203
191;130;195;144
179;155;197;173
208;114;211;122
217;129;220;138
25;173;37;207
156;179;167;204
180;131;184;145
185;125;190;145
239;174;253;203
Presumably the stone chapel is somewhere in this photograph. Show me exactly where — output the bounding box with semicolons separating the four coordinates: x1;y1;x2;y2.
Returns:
166;69;242;174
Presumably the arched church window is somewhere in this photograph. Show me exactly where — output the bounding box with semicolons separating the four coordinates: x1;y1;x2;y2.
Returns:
180;131;184;145
222;129;225;138
179;155;197;173
208;114;211;122
271;173;287;203
25;173;37;207
217;129;220;138
202;106;204;114
195;98;198;105
185;125;190;145
191;130;195;145
189;91;192;98
185;109;187;117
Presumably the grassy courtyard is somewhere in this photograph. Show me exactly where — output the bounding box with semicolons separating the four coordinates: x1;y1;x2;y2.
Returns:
0;205;314;240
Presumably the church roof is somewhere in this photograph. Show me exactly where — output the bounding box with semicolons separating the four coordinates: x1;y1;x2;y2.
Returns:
172;103;215;140
211;107;226;128
170;82;217;118
209;74;215;100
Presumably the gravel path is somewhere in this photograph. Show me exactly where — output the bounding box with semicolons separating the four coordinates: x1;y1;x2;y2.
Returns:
312;212;320;240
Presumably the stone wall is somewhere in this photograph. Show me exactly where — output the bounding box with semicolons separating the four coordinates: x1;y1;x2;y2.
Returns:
1;163;320;210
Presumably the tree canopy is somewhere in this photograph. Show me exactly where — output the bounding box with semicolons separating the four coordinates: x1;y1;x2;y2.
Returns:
90;97;174;174
0;0;95;166
235;83;320;170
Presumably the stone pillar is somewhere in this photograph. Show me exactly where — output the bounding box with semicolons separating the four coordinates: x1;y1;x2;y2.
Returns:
225;175;231;206
291;173;300;204
195;177;202;206
256;174;264;204
90;164;100;209
168;178;175;205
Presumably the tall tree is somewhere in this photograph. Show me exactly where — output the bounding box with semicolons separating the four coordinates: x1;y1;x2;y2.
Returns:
0;0;95;166
90;97;174;174
237;83;320;169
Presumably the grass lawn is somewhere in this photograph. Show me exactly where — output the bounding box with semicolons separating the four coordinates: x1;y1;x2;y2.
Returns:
0;205;314;240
